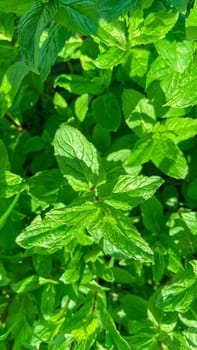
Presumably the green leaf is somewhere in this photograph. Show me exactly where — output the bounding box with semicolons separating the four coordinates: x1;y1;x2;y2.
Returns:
41;284;56;317
0;140;10;171
0;0;34;15
141;197;164;233
105;175;164;210
11;275;41;293
16;203;100;250
156;270;197;313
117;48;152;87
18;0;56;72
186;0;197;40
54;124;105;191
122;89;156;137
92;92;121;131
55;0;98;35
16;214;71;252
127;135;154;166
29;168;76;204
55;74;104;95
97;298;130;350
40;23;70;80
151;137;188;179
98;0;133;21
90;204;153;262
60;247;84;284
0;61;29;117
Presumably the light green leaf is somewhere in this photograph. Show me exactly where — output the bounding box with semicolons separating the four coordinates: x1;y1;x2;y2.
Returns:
0;171;26;198
92;92;121;131
74;94;89;122
129;7;179;46
105;175;164;210
151;137;188;179
55;74;104;95
148;290;177;332
0;61;29;117
180;212;197;236
147;54;197;108
54;125;105;191
90;204;153;262
97;19;127;50
184;328;197;347
153;117;197;142
16;214;71;252
164;60;197;108
156;270;197;313
122;89;156;137
186;0;197;40
155;39;194;73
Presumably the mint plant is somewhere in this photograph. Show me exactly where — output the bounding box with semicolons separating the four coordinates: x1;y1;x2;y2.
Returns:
0;0;197;349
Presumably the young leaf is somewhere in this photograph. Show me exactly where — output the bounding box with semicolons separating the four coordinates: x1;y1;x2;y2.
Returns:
54;124;105;191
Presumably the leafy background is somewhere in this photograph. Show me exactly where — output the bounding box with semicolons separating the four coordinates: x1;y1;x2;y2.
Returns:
0;0;197;349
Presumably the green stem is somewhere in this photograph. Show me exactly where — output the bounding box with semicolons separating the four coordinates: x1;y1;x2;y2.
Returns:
0;193;20;231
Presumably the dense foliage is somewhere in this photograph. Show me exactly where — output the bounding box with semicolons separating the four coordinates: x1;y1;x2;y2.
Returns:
0;0;197;349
